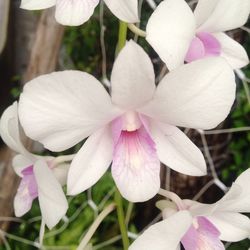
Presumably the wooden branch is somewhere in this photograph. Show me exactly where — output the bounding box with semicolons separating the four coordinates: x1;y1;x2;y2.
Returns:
24;9;65;82
0;9;64;233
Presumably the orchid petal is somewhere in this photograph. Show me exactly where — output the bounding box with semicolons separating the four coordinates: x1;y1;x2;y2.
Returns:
0;102;31;157
213;32;249;69
111;40;155;110
193;0;218;28
146;0;196;70
197;0;250;33
12;154;33;177
104;0;139;23
14;173;37;217
129;211;193;250
217;169;250;213
52;163;70;186
150;123;206;176
55;0;99;26
208;212;250;242
156;200;178;219
14;193;33;217
187;201;217;218
67;126;113;195
20;0;56;9
112;126;160;202
181;216;224;250
19;71;120;152
33;160;68;229
140;58;236;130
185;36;206;63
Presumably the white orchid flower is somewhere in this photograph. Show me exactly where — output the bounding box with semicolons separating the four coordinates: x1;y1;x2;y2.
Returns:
18;40;235;202
129;169;250;250
0;102;68;229
20;0;139;26
146;0;250;70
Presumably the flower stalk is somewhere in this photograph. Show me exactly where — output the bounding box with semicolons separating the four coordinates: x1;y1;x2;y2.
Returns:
116;21;128;55
77;203;116;250
128;23;146;37
115;188;130;250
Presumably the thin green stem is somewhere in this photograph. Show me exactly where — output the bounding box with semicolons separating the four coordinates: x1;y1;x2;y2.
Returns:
116;21;128;55
115;188;129;250
77;203;115;250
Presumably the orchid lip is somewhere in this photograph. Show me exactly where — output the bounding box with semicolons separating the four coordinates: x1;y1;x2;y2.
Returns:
185;32;222;63
20;165;38;199
181;216;224;250
111;112;161;202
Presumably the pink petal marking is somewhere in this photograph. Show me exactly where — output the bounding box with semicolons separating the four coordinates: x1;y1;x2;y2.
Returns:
181;216;225;250
21;166;38;199
185;32;221;63
111;112;160;201
185;37;205;63
14;165;39;216
112;126;159;176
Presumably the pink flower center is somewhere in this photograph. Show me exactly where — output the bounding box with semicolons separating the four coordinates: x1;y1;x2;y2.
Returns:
181;216;224;250
185;32;221;63
111;112;157;170
111;111;159;182
113;128;157;172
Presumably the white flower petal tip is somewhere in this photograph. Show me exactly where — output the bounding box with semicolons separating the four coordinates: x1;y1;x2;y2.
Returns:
18;70;120;152
208;212;250;242
129;211;193;250
235;169;250;187
55;0;99;26
104;0;139;23
196;0;250;33
112;126;161;202
213;32;249;69
151;124;207;177
34;160;68;229
217;168;250;213
0;102;30;156
146;0;196;70
67;127;113;196
141;57;236;130
20;0;56;10
111;40;155;109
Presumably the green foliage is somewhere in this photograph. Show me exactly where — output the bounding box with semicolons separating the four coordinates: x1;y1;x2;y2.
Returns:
222;73;250;181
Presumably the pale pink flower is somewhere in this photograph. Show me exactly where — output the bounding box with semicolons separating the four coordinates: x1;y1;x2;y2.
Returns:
130;169;250;250
20;0;139;26
146;0;250;70
18;41;235;202
0;102;68;229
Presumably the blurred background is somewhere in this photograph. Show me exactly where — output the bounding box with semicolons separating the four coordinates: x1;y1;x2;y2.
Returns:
0;0;250;249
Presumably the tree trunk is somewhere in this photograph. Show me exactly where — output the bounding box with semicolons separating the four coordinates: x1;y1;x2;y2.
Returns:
0;8;64;234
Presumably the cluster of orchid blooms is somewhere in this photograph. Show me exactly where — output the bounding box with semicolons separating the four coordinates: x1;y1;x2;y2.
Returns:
1;0;250;249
